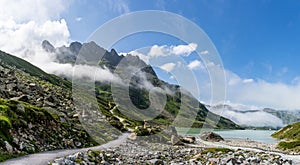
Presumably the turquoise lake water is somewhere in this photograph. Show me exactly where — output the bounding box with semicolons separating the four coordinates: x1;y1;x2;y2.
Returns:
176;128;278;144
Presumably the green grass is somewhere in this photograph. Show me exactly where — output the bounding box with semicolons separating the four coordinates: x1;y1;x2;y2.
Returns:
277;140;300;150
0;98;56;144
0;115;12;128
272;122;300;151
0;50;71;88
0;151;25;162
272;122;300;140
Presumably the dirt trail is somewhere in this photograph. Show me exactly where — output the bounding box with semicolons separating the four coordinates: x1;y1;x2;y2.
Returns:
0;133;128;165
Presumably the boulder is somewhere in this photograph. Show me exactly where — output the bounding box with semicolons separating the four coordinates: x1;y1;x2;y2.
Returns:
181;136;196;144
199;132;224;142
148;159;164;165
171;135;184;146
4;141;13;153
10;94;29;102
128;133;137;140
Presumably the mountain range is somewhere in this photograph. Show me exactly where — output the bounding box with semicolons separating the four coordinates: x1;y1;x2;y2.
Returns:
0;40;240;161
206;103;300;129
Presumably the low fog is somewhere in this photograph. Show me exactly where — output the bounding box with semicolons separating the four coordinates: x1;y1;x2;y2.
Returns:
208;103;284;128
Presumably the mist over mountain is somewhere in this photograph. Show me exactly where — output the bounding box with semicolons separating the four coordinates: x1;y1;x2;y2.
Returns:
42;40;300;130
0;40;242;161
206;103;300;128
39;40;239;128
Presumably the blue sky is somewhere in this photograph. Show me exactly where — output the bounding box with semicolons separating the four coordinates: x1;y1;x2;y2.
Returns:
62;0;300;84
1;0;300;109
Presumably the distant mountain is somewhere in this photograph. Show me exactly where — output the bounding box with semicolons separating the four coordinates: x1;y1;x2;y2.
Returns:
0;41;241;161
41;40;240;130
42;40;157;77
206;103;300;129
42;40;82;64
263;108;300;125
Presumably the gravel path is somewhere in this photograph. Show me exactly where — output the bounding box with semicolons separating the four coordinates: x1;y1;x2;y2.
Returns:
0;133;128;165
198;138;300;164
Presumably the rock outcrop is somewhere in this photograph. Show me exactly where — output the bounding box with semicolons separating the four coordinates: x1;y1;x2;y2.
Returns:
200;132;224;142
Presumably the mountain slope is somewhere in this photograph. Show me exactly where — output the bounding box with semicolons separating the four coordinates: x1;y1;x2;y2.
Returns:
0;51;119;162
263;108;300;125
0;50;71;88
0;41;241;160
46;40;240;130
272;122;300;152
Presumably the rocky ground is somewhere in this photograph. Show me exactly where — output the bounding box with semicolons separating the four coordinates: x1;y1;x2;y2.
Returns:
0;64;120;159
221;139;278;152
49;138;294;165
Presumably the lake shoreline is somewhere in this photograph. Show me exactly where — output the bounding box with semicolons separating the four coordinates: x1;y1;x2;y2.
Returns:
48;133;299;165
6;131;299;164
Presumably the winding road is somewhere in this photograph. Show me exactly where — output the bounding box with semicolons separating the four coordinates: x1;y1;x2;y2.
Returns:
0;133;129;165
2;132;300;164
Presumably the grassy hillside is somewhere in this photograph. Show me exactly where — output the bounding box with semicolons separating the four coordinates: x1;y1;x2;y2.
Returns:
94;82;240;131
0;98;97;162
0;51;117;161
0;47;241;161
272;122;300;151
0;50;71;88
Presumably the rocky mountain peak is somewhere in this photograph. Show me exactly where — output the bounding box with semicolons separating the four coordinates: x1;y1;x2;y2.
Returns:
70;41;82;55
42;40;55;53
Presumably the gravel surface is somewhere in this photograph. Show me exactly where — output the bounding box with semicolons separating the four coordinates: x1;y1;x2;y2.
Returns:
0;134;128;165
49;137;297;165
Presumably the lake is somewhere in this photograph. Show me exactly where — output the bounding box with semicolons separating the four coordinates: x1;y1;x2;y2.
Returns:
176;128;278;144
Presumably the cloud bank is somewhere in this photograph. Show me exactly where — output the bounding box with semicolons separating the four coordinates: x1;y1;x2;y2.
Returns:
0;0;122;84
128;44;300;110
0;0;70;57
207;102;284;127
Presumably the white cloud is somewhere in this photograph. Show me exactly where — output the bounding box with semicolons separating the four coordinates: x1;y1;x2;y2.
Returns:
204;63;300;110
75;17;82;22
147;43;197;57
128;43;198;65
200;50;209;55
0;0;68;23
171;43;197;56
0;0;70;58
225;110;283;127
243;79;254;83
100;0;130;15
160;63;176;72
0;0;91;82
189;60;300;110
128;50;150;64
207;102;283;127
0;19;70;54
119;45;300;110
187;60;204;70
148;45;167;57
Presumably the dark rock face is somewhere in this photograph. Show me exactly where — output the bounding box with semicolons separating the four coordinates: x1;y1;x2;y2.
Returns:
41;40;158;78
69;41;82;55
199;131;224;142
42;40;55;53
